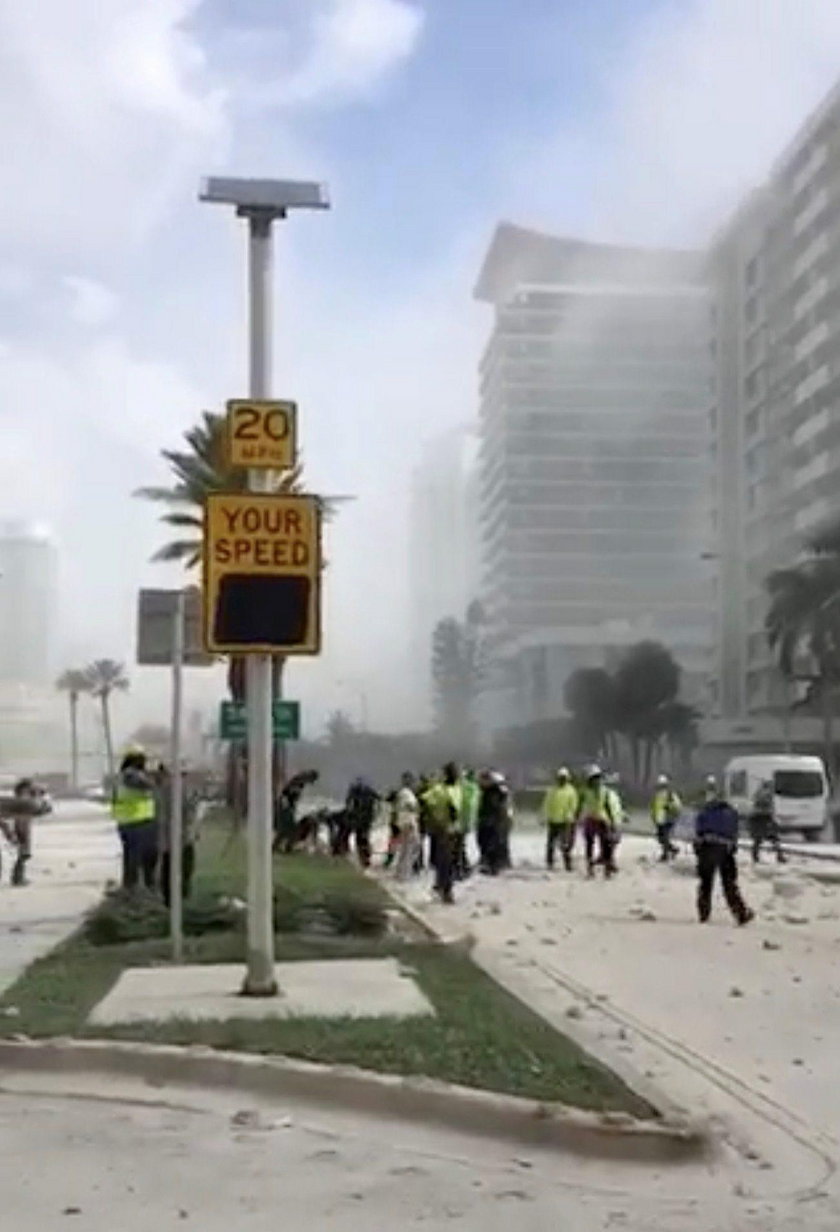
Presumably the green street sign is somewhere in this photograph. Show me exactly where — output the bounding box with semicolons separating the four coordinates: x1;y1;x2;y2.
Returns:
219;700;300;741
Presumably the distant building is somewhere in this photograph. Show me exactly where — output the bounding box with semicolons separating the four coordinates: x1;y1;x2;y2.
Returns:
474;224;712;735
707;78;840;745
409;427;480;719
0;521;58;687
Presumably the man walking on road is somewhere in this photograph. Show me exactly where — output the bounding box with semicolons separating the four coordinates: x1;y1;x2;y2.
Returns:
577;766;620;878
541;767;578;870
694;783;754;926
749;779;787;865
650;774;681;862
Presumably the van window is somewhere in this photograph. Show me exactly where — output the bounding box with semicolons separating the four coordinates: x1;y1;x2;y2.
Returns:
774;770;824;798
729;770;747;795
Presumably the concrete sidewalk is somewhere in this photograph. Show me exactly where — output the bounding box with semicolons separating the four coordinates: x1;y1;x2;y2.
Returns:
0;803;119;997
385;832;840;1229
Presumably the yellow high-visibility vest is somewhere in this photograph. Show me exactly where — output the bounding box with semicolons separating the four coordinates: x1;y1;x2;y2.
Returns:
542;784;578;825
111;784;155;826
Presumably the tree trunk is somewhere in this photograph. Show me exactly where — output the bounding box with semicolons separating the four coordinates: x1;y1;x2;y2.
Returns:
642;738;654;786
822;682;834;774
100;693;115;785
69;692;79;792
226;657;246;818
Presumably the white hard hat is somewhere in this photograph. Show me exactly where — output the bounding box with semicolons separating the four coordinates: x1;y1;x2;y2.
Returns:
656;773;669;787
557;766;570;778
587;763;602;778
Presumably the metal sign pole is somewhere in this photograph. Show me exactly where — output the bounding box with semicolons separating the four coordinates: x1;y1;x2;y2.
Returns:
243;211;277;996
169;589;185;964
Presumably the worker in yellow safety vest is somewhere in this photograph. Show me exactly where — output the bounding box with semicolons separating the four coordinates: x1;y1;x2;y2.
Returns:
576;765;620;878
111;747;158;891
650;774;682;863
423;762;463;903
541;767;579;871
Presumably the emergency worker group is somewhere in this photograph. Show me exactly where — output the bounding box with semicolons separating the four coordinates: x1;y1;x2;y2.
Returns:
368;762;785;925
110;739;785;929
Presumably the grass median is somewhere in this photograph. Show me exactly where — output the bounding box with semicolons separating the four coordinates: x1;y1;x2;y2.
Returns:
0;819;650;1117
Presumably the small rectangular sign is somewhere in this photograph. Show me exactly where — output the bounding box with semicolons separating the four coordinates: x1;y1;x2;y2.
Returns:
226;399;297;470
219;699;301;741
137;588;213;667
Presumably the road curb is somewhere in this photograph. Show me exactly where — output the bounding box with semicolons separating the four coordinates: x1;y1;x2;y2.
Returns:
392;881;725;1125
0;1037;712;1164
381;885;714;1152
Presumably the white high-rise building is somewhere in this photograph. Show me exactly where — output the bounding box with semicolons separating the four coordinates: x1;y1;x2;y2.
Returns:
474;224;713;734
707;78;840;745
0;521;62;774
0;521;58;687
408;427;480;718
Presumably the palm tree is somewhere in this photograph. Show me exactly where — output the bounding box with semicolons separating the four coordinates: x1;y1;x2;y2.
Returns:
135;409;341;565
83;659;130;783
56;669;90;791
137;410;347;804
765;560;840;767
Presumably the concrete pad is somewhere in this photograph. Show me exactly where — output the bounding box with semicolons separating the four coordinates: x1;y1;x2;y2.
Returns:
89;959;435;1026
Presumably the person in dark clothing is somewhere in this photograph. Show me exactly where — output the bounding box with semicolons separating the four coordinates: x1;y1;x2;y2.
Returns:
344;778;380;867
328;807;352;856
273;770;319;854
414;774;432;873
694;790;754;926
477;771;509;875
0;779;44;886
749;779;787;865
425;763;462;903
156;766;199;908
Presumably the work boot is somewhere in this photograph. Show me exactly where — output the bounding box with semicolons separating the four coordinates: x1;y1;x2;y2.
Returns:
737;908;755;927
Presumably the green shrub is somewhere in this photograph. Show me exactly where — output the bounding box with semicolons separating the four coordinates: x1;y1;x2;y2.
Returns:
84;879;388;947
83;889;243;946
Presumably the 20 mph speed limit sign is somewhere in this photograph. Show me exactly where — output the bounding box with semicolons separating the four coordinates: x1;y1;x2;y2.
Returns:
226;399;297;470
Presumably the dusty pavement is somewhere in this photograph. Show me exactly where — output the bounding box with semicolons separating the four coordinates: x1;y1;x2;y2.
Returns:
0;1066;832;1232
388;831;840;1230
0;802;119;995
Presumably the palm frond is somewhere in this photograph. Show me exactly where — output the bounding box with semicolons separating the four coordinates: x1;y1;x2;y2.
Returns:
151;539;202;565
159;511;203;530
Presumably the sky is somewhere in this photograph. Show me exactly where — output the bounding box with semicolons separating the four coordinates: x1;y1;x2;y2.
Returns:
5;0;840;743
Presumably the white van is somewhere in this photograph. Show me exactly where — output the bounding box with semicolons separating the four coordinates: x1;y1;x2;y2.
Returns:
724;755;829;841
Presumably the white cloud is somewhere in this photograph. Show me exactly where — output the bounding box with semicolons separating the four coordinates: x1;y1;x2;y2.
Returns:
256;0;424;108
0;0;226;259
64;277;119;328
514;0;840;246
